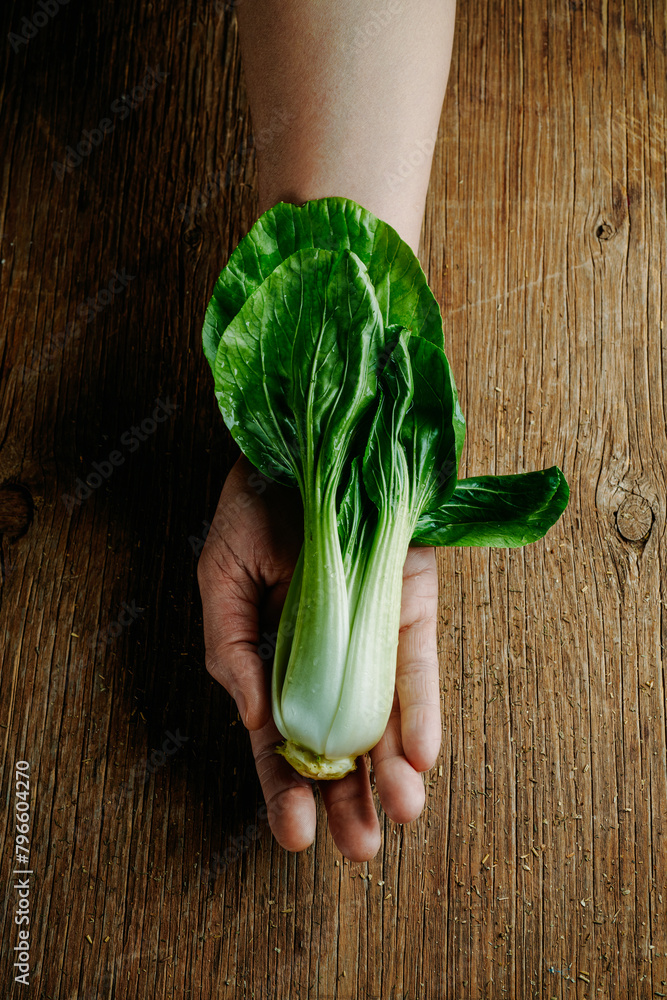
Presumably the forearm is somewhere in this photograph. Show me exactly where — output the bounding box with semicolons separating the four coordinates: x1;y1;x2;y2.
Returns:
235;0;456;254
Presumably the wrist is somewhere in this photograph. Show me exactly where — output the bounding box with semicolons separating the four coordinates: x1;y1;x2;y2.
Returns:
256;164;429;256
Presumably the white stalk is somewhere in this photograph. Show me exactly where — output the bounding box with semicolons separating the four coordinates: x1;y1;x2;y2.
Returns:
273;488;415;780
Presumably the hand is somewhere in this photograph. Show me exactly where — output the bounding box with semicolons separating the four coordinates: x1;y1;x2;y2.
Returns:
198;454;441;861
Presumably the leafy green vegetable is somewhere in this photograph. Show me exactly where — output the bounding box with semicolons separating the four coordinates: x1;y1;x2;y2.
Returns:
203;196;569;780
413;467;569;547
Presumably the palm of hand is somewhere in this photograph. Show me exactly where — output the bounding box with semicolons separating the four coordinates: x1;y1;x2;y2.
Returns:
198;455;441;861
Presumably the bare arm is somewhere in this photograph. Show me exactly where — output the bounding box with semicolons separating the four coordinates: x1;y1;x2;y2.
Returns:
236;0;456;252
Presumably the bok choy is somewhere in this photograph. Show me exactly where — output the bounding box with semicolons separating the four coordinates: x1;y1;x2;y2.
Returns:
202;197;568;780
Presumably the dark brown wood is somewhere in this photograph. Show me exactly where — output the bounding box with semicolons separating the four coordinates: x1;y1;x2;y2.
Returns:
1;1;666;997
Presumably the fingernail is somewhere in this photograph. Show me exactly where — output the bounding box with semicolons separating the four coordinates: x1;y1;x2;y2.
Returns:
234;690;247;725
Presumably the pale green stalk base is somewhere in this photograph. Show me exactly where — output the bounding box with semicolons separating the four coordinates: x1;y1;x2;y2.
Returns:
276;740;357;780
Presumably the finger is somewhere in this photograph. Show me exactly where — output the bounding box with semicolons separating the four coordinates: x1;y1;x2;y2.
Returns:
198;547;272;731
370;696;426;825
395;619;441;771
259;577;293;638
396;547;442;771
318;756;382;861
249;720;317;852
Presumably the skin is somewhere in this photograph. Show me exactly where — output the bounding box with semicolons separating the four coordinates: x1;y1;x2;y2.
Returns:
198;0;457;861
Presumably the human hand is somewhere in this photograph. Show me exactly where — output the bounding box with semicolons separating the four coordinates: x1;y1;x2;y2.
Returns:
198;454;442;861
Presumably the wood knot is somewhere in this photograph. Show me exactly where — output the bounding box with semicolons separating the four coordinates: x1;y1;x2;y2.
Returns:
0;483;34;539
182;225;203;248
596;222;615;241
616;494;653;542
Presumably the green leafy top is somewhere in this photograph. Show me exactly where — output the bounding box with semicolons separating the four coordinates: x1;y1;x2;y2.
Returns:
204;197;568;548
202;196;446;371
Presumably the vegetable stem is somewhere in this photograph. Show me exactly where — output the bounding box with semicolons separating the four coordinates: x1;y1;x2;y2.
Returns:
273;484;350;760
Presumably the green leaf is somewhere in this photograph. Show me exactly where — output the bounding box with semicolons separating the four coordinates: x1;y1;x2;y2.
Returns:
360;332;464;533
202;196;444;371
362;328;413;516
213;246;383;491
412;466;569;547
337;456;365;563
401;336;462;514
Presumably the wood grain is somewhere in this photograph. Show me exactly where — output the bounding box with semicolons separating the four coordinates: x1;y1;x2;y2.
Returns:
1;1;665;998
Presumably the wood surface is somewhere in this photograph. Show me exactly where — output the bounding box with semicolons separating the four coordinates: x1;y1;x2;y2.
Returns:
1;1;666;997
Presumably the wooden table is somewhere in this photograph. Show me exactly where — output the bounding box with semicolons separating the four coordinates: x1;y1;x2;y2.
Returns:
1;1;666;997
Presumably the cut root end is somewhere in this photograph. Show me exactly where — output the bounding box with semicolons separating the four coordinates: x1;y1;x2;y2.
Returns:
276;740;357;780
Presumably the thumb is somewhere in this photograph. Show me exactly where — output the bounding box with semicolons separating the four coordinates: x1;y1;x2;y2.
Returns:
197;547;272;731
